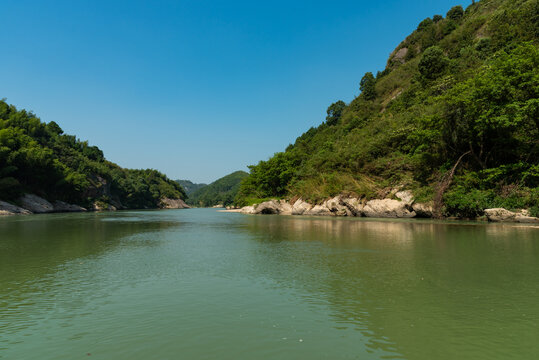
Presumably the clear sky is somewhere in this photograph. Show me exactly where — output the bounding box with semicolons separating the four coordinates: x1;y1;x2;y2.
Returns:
2;0;466;183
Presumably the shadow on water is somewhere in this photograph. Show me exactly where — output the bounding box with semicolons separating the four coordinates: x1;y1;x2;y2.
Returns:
240;215;539;359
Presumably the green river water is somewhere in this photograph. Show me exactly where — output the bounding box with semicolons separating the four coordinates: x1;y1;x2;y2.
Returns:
1;209;538;359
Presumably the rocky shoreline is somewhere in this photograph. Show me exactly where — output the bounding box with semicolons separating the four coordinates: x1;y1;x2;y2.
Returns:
0;194;189;216
231;190;539;224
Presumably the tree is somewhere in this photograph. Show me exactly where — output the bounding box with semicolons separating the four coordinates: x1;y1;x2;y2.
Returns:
418;46;448;79
433;14;443;23
417;17;433;31
447;6;464;21
360;72;376;100
326;101;346;126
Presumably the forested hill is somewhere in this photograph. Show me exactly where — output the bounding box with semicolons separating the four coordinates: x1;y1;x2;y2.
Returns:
0;100;186;210
188;171;248;207
236;0;539;217
176;180;207;196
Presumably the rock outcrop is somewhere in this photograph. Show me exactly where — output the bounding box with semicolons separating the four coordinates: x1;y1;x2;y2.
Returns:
236;192;538;224
1;195;87;215
484;208;539;223
291;199;312;215
53;201;87;213
412;203;434;218
363;199;416;218
18;194;54;213
160;198;190;209
0;200;32;215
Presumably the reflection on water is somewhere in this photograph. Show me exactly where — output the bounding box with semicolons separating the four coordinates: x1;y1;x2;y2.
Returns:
1;210;538;360
242;216;539;359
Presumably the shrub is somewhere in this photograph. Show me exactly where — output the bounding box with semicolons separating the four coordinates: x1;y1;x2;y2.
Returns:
418;46;448;79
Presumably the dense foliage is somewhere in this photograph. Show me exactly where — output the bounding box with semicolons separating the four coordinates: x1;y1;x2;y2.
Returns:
236;0;539;217
0;100;185;209
188;171;248;207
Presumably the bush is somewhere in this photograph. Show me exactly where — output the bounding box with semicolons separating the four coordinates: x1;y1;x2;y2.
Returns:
418;46;448;79
443;187;495;218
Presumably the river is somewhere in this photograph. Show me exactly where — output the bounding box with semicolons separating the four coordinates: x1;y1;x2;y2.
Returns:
1;209;538;359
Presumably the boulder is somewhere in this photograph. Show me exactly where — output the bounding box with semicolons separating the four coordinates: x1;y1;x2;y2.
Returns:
277;200;293;215
291;199;312;215
253;200;290;215
92;202;117;211
395;190;414;204
18;194;54;213
0;200;32;215
363;199;416;218
340;197;364;216
325;196;352;216
485;208;539;223
160;198;190;209
53;201;87;212
240;205;257;214
484;208;517;222
412;203;433;218
304;204;333;216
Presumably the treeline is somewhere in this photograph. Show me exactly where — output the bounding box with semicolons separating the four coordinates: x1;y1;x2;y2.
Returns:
188;171;248;207
236;0;539;217
0;100;185;209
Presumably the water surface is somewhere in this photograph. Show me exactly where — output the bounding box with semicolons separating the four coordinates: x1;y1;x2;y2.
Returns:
1;209;538;359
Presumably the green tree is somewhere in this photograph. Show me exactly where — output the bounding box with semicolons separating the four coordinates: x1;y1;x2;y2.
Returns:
418;46;448;79
360;72;376;100
326;101;346;126
447;5;464;21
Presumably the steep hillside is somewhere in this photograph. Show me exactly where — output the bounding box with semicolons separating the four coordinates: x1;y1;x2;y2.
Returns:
236;0;539;217
177;179;207;196
0;100;186;210
189;171;248;207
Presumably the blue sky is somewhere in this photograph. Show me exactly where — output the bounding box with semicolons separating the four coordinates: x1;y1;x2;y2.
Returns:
2;0;465;183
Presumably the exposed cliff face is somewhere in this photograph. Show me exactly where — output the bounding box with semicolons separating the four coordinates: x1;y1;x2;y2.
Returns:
159;198;190;209
237;191;538;224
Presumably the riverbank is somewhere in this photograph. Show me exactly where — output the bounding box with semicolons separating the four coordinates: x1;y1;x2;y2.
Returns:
0;194;189;216
229;191;539;224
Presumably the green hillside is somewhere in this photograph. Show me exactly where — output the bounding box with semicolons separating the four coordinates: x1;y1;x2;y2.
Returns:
189;171;249;207
236;0;539;217
0;100;185;209
177;179;207;196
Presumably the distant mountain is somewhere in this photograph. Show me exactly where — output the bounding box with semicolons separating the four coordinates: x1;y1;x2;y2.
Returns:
177;180;207;196
188;171;249;207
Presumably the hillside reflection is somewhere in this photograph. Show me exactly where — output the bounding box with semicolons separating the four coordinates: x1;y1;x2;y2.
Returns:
242;215;539;359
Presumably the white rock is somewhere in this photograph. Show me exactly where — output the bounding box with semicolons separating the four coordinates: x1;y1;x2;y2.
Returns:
325;196;352;216
291;199;313;215
485;208;539;223
240;205;257;214
278;200;293;215
412;203;433;218
340;197;364;216
304;204;333;216
363;199;416;218
395;190;414;204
